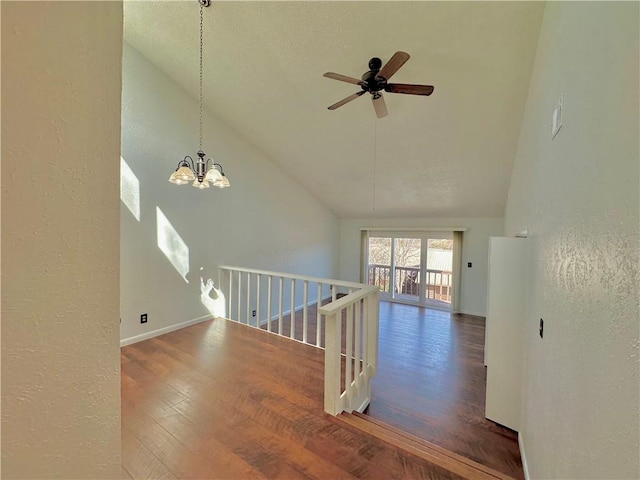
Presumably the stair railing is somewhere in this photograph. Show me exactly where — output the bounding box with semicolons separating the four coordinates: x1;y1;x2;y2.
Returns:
217;265;379;415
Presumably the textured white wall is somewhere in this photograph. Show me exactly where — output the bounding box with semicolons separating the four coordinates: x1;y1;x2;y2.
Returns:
504;3;639;478
120;44;340;342
1;2;123;478
339;217;504;316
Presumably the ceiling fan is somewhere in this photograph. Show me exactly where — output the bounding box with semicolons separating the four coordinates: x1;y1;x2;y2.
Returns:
323;51;434;119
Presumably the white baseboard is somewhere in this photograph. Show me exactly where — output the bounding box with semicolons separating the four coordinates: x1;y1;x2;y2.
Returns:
519;431;530;480
120;314;214;347
457;309;485;318
256;295;333;327
255;307;297;327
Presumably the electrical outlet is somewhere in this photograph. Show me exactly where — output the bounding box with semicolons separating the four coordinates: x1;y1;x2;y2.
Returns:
539;318;544;338
141;313;148;324
252;310;256;317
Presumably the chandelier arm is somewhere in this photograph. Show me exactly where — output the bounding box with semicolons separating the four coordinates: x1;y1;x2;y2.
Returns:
174;156;195;171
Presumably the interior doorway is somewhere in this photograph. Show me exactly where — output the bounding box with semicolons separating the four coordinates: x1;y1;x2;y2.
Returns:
366;232;454;310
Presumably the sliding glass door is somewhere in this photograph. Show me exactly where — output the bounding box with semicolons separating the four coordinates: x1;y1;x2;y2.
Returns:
393;237;422;303
366;232;453;310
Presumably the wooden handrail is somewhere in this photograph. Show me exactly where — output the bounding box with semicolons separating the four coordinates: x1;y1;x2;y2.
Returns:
318;285;378;316
219;265;368;290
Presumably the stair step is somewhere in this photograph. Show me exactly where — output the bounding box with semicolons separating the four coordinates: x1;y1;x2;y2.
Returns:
352;412;510;476
338;412;515;480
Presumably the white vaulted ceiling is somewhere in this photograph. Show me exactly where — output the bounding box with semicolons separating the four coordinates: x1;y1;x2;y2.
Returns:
124;1;545;218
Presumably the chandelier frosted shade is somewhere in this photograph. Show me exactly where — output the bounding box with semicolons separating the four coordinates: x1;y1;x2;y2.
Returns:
169;165;196;184
168;173;189;185
205;167;223;183
214;174;230;188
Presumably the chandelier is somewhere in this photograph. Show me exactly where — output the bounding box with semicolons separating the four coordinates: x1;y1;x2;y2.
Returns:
169;0;230;190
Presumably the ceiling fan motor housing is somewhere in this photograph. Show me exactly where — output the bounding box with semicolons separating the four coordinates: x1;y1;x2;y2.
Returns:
361;57;387;94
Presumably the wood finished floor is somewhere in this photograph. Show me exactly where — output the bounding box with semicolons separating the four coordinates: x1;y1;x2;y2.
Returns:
121;301;523;479
122;318;469;479
367;302;523;479
255;300;522;478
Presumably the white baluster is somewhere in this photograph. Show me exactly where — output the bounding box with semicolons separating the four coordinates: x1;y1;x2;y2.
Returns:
302;280;308;344
278;277;283;335
246;273;251;325
354;299;361;380
316;283;322;347
345;303;353;408
362;297;369;376
267;275;272;333
237;270;242;323
256;274;261;328
228;269;233;320
290;279;296;340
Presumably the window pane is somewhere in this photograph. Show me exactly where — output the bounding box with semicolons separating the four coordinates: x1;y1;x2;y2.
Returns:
368;237;391;292
394;238;421;297
368;237;391;265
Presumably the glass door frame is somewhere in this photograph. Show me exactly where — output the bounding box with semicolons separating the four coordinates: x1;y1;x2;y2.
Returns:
365;230;453;310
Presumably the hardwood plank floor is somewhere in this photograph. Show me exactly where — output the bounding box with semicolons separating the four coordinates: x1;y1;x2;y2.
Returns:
122;300;522;479
367;302;523;479
256;300;523;478
122;319;468;479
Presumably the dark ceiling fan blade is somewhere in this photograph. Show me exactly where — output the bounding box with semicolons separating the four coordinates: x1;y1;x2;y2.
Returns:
323;72;363;85
372;95;388;119
385;83;434;96
327;90;366;110
377;51;410;81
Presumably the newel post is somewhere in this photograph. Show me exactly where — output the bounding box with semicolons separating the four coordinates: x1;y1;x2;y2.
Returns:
324;311;342;415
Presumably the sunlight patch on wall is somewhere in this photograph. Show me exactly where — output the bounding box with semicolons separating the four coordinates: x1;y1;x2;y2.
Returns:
200;275;226;318
120;157;140;221
156;206;189;283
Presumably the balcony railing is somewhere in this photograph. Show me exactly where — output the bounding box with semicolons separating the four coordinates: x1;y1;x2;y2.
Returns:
218;266;379;416
368;264;452;303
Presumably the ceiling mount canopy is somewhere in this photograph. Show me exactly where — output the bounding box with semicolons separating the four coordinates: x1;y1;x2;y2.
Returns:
169;0;230;190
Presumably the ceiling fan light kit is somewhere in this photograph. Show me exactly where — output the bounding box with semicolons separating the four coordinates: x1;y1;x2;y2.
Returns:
169;0;230;190
324;51;434;118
